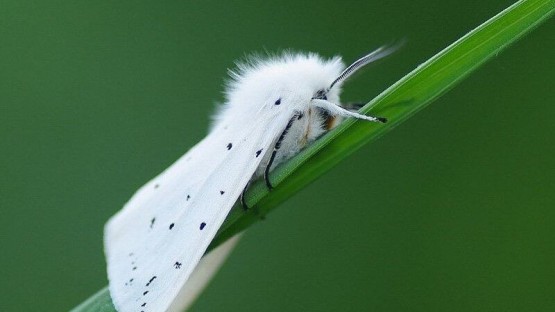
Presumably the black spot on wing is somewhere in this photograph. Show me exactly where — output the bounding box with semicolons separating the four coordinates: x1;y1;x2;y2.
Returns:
129;255;138;271
274;98;281;105
169;223;175;230
174;262;182;269
146;276;157;287
154;183;159;189
220;190;225;195
227;143;232;150
297;112;304;120
141;302;146;307
187;194;190;201
143;291;149;296
256;149;263;157
150;217;155;229
200;222;206;230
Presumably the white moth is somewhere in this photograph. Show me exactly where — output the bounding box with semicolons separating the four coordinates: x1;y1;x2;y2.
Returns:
104;46;396;312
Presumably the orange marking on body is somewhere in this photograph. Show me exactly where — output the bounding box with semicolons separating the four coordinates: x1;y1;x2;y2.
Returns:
299;109;311;147
326;115;338;130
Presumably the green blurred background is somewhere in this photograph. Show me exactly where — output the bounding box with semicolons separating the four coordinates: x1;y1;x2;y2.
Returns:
1;0;554;311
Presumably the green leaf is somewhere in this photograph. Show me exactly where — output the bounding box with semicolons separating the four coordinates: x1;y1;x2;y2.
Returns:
72;0;555;310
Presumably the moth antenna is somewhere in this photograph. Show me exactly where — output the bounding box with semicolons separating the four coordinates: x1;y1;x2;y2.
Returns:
312;99;387;123
328;41;404;91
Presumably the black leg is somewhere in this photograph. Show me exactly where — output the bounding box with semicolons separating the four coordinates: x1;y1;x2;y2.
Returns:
264;152;277;190
240;181;251;210
240;182;265;220
264;113;298;190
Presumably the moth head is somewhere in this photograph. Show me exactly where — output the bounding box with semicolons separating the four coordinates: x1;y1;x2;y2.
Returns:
224;46;399;116
302;45;402;126
311;45;401;104
225;52;344;108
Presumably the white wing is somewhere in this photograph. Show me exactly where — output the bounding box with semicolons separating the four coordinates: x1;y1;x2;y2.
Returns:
167;234;241;312
104;111;291;312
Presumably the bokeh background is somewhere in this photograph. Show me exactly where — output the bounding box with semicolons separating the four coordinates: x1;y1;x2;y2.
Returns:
1;0;554;311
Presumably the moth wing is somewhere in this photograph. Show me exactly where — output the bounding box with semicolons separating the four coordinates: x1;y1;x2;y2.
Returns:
168;234;242;312
104;113;290;312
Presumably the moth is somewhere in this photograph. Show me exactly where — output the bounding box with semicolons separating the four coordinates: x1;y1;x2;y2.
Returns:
105;46;396;312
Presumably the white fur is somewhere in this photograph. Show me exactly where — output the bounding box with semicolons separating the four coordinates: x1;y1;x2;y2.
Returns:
104;47;392;312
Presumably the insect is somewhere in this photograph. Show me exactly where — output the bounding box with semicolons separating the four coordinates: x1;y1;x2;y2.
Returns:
104;46;397;312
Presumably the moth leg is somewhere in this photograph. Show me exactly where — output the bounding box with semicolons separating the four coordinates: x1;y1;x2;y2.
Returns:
240;181;251;210
264;113;299;190
240;182;266;220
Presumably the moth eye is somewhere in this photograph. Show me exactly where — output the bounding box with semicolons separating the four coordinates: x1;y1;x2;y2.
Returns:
314;89;327;100
274;98;281;105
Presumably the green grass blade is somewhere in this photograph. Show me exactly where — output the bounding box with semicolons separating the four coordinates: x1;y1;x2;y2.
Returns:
211;0;555;249
72;0;554;310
